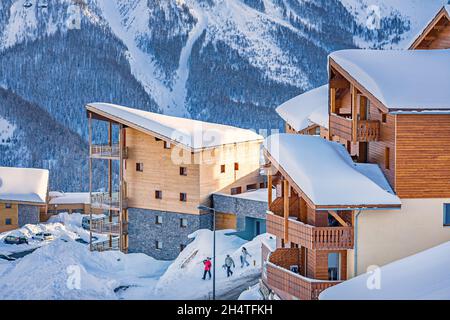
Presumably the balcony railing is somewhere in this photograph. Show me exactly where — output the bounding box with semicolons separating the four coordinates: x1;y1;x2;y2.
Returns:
267;212;354;250
90;192;127;211
91;237;120;252
91;144;127;159
330;114;380;142
90;220;125;235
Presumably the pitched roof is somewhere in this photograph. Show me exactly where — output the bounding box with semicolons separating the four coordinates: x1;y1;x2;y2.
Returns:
263;134;401;209
0;167;49;204
86;103;263;151
276;85;329;132
329;49;450;112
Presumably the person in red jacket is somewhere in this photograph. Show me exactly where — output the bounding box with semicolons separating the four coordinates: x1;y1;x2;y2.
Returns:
202;258;212;280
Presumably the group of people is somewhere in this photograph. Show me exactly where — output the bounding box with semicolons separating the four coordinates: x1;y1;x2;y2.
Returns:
202;247;252;280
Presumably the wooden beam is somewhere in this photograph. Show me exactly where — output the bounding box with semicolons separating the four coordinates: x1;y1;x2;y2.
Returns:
351;85;358;142
268;174;273;207
283;179;289;242
328;211;349;227
330;87;336;114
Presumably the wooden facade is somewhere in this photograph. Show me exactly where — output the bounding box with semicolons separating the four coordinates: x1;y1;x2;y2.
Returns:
0;203;19;232
410;6;450;50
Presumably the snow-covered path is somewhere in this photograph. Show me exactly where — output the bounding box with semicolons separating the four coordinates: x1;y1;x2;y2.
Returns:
169;5;208;117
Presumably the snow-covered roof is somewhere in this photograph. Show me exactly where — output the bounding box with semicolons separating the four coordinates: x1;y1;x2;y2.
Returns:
408;5;450;49
276;85;329;131
263;134;401;209
86;103;263;151
49;192;90;205
329;49;450;112
320;240;450;300
0;167;49;204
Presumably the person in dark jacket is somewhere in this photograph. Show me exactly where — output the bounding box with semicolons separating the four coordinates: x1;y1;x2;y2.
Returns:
202;258;212;280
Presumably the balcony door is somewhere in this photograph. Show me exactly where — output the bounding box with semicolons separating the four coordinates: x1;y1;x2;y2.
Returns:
328;252;341;281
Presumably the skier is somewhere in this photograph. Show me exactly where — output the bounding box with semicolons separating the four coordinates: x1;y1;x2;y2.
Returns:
240;247;252;268
224;254;235;277
202;258;212;280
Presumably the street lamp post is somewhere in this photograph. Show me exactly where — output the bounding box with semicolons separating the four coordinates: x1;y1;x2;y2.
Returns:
198;205;216;300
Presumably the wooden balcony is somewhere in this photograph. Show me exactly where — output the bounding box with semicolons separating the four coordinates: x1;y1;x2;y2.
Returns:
91;144;128;159
90;220;128;236
90;192;128;211
267;212;354;250
330;114;380;142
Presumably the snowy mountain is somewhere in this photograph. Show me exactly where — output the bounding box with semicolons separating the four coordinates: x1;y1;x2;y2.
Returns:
0;0;447;191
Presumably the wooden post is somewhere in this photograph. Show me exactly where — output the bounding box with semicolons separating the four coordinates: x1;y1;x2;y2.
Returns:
330;87;336;114
351;85;358;142
119;124;124;252
283;179;289;242
88;112;93;252
108;121;113;248
268;174;273;207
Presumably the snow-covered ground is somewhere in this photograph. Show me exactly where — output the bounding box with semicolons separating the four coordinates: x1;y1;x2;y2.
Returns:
0;212;273;300
0;117;15;145
238;283;263;300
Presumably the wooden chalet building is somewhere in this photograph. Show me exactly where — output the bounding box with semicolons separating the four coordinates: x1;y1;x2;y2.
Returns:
0;167;49;232
262;6;450;300
276;85;329;139
85;103;263;259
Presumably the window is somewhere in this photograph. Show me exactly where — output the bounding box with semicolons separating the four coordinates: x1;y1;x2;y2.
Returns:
328;253;341;281
220;164;226;173
231;187;242;195
155;215;163;225
5;218;11;225
180;193;187;202
5;203;12;209
234;162;239;171
136;163;144;172
156;241;163;250
444;204;450;226
155;190;162;199
180;167;187;176
246;183;257;191
180;218;188;228
382;113;387;123
164;141;171;149
384;147;390;170
180;244;186;252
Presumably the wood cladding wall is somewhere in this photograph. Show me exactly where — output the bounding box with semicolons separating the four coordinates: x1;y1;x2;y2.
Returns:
396;114;450;198
0;203;18;232
427;25;450;49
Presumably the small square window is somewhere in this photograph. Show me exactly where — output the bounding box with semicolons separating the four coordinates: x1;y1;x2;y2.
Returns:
220;165;226;173
155;190;162;199
164;141;171;149
180;193;187;202
231;187;242;195
234;162;239;171
180;167;187;176
136;163;144;172
180;218;188;228
155;215;163;225
444;204;450;226
5;218;12;225
156;241;163;250
246;183;257;191
5;203;12;209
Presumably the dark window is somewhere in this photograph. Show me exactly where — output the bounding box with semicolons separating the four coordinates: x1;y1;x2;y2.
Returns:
180;218;188;228
180;193;187;202
5;203;12;209
155;137;162;141
234;162;239;171
180;167;187;176
180;244;186;252
136;163;144;172
155;215;163;225
164;141;171;149
5;218;11;225
220;165;226;173
444;204;450;226
231;187;242;195
155;190;162;199
156;241;163;249
384;147;390;170
246;183;257;191
382;114;387;123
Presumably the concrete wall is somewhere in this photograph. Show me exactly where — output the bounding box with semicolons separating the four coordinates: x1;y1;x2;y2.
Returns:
18;205;40;226
350;198;450;277
128;207;212;260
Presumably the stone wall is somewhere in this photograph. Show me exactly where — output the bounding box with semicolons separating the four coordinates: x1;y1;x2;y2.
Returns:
128;208;212;260
18;205;40;226
212;193;267;219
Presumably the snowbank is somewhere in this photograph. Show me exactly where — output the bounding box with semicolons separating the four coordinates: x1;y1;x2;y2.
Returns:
320;241;450;300
238;283;263;300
